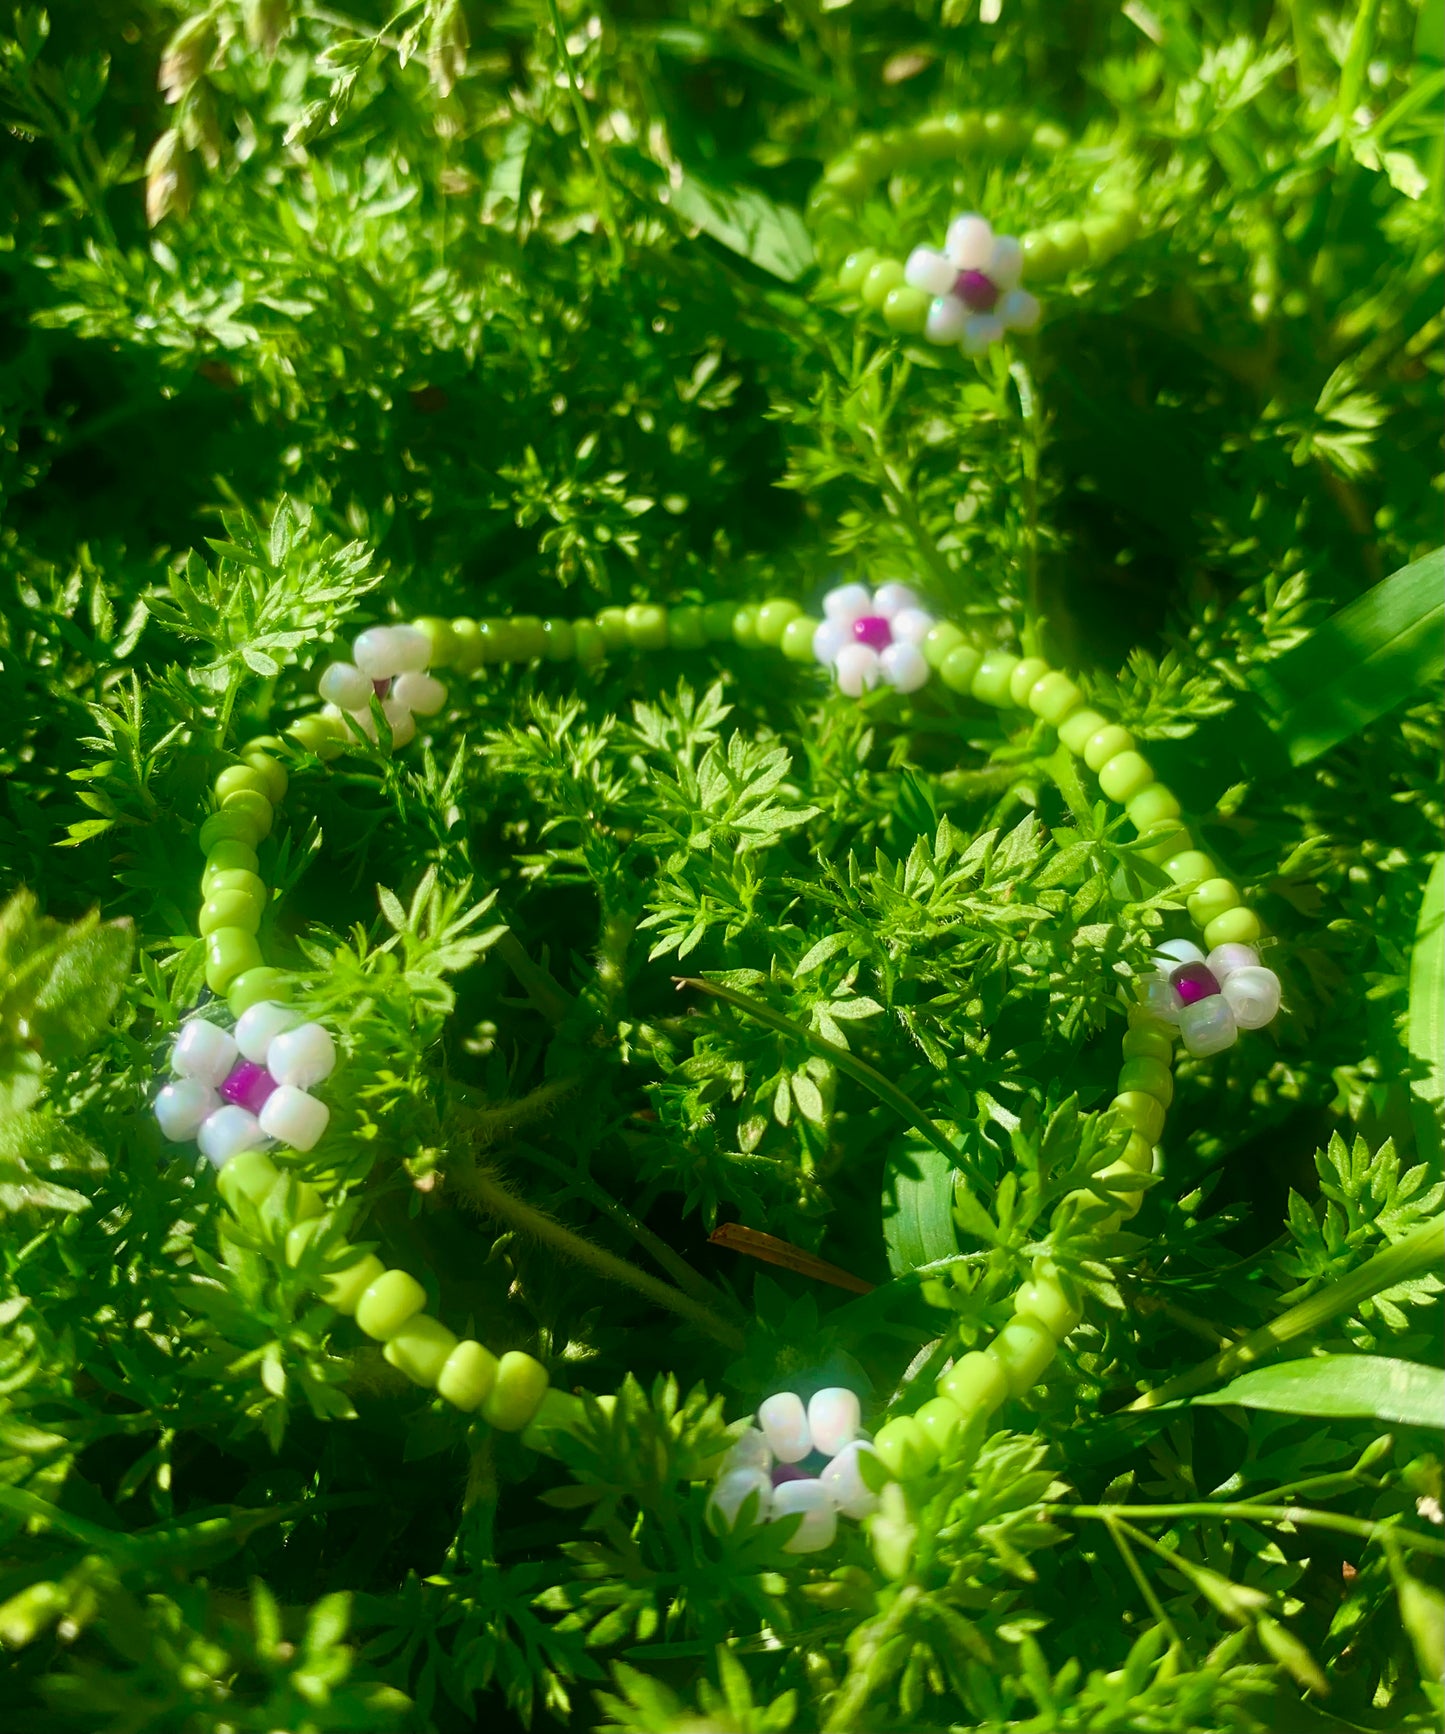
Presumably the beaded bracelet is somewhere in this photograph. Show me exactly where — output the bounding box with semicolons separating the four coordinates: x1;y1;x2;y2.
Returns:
153;589;1282;1546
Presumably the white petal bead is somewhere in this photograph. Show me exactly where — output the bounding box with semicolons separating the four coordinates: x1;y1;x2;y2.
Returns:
822;583;873;626
758;1391;811;1463
989;234;1024;289
820;1440;883;1519
1155;938;1207;969
770;1479;838;1553
904;246;957;297
1221;966;1280;1031
318;662;373;710
708;1467;772;1528
391;671;447;716
259;1084;330;1152
808;1387;861;1458
172;1020;238;1087
155;1079;220;1142
343;704;378;742
871;583;919;619
1142;977;1183;1023
266;1022;336;1089
925;294;969;345
813;619;850;665
880;641;930;693
234;1000;300;1065
998;287;1040;332
1207;943;1259;982
381;700;416;747
722;1427;773;1476
946;213;993;270
889;607;933;646
961;313;1005;355
834;644;881;698
197;1105;267;1167
1178;995;1238;1058
353;625;431;680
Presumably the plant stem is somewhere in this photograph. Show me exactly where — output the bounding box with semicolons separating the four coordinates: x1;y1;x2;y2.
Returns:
822;1584;921;1732
543;0;625;268
496;931;575;1025
1069;1502;1445;1559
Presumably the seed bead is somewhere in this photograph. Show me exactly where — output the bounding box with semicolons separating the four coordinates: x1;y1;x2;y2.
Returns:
1028;672;1083;725
755;599;802;647
1008;656;1050;707
922;622;964;669
1204;906;1262;949
205;928;264;994
1188;878;1243;929
1165;849;1216;886
383;1315;459;1387
437;1340;499;1411
937;1349;1008;1418
1014;1274;1081;1341
667;605;707;651
323;1253;385;1315
1122;1026;1173;1063
449;618;484;670
1118;1055;1173;1105
1098;751;1155;804
731;603;762;647
872;1415;937;1480
205;869;267;911
990;1315;1058;1395
883;285;930;332
1127;784;1181;834
837;248;879;290
538;618;575;661
972;651;1021;706
861;259;906;309
594;607;629;650
227;966;291;1018
481;1350;550;1431
411;616;458;668
220;787;273;840
913;1396;963;1456
1057;707;1108;755
240;749;288;803
700;601;737;642
1112;1090;1166;1143
781;616;821;662
198;809;262;852
355;1269;427;1340
199;889;262;937
215;764;271;803
1082;725;1133;772
939;644;983;693
215;1147;282;1210
571;620;607;665
510;617;547;661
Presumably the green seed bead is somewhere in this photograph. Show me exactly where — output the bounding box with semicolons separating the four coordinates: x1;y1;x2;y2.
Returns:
323;1253;386;1316
1128;783;1182;834
241;751;287;803
199;889;262;937
198;809;263;853
203;838;259;883
216;1148;281;1211
861;259;906;310
539;618;575;661
481;1350;550;1431
1014;1274;1082;1341
1029;672;1083;725
449;618;484;671
571;619;606;665
1165;849;1216;886
383;1315;459;1387
915;112;978;152
872;1415;937;1480
436;1340;499;1412
215;764;271;804
1083;212;1127;263
1112;1090;1166;1143
220;787;273;840
1020;229;1061;283
1118;1055;1173;1105
624;603;669;651
1204;906;1262;949
1128;1003;1175;1035
701;601;736;642
355;1269;427;1341
520;1387;587;1450
265;1176;323;1226
731;603;761;648
411;616;458;668
1188;877;1242;929
509;616;546;661
287;714;345;761
1008;656;1050;707
755;599;801;647
205;927;263;995
227;966;290;1017
781;616;820;662
667;605;707;651
1122;1026;1173;1063
922;622;966;669
837;248;879;291
204;867;267;907
1119;1131;1154;1173
990;1315;1058;1396
982;109;1025;149
1048;219;1089;271
972;651;1021;707
1098;751;1155;804
913;1396;963;1456
939;643;983;693
284;1218;322;1265
937;1349;1009;1418
821;158;870;201
595;607;630;650
1058;708;1109;755
1139;824;1192;865
883;284;931;333
1032;121;1069;152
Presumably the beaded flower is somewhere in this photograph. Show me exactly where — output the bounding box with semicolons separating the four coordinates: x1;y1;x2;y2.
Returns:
813;582;934;697
707;1387;880;1554
155;1003;336;1164
1144;940;1281;1058
905;214;1040;355
316;625;447;748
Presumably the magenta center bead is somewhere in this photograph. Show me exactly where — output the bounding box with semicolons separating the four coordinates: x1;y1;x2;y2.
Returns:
852;615;892;650
373;678;391;697
955;269;999;312
1169;962;1221;1006
221;1060;278;1114
771;1462;811;1487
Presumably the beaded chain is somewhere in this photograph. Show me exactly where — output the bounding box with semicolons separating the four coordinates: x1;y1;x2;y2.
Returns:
154;582;1282;1554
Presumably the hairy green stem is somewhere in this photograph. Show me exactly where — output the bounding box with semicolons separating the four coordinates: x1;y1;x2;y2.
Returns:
1070;1501;1445;1559
496;930;575;1025
543;0;625;267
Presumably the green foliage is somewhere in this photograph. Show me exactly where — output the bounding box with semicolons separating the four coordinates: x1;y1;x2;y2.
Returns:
1;0;1441;1729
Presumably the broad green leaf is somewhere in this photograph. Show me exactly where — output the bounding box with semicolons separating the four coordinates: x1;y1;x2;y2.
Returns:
1407;855;1444;1112
882;1138;960;1276
1194;1353;1444;1428
666;172;813;282
1250;548;1444;764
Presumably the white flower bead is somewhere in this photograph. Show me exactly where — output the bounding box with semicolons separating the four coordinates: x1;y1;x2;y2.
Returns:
962;313;1005;355
1155;938;1207;970
708;1467;772;1528
820;1440;883;1520
722;1427;773;1476
807;1388;861;1458
258;1084;329;1152
880;641;930;693
946;213;994;270
758;1391;811;1463
197;1105;267;1167
1221;966;1280;1031
889;607;933;646
353;625;431;680
381;700;416;747
999;288;1040;332
989;234;1023;289
822;583;873;626
871;583;919;619
1206;943;1259;982
172;1020;238;1088
391;671;447;716
338;703;377;742
1142;977;1183;1023
155;1079;220;1142
319;662;372;710
1178;996;1238;1058
770;1479;838;1554
925;295;969;344
904;246;957;297
234;1000;300;1065
812;619;850;665
266;1022;336;1090
834;644;881;698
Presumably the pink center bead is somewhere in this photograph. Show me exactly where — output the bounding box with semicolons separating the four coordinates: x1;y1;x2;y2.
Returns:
373;678;391;697
221;1060;278;1114
955;269;999;312
771;1462;811;1487
1169;962;1221;1006
852;615;892;650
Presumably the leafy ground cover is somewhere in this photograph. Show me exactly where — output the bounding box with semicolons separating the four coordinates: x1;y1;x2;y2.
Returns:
1;1;1442;1729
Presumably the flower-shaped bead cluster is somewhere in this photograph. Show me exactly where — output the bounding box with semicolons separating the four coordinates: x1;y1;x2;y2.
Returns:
1144;940;1281;1058
317;625;447;748
813;583;934;697
156;1003;336;1165
707;1387;880;1554
905;214;1040;356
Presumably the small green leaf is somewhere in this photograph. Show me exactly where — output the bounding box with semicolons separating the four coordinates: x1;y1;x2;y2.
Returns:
1194;1354;1444;1428
666;171;814;282
1407;856;1444;1115
882;1138;960;1276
